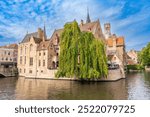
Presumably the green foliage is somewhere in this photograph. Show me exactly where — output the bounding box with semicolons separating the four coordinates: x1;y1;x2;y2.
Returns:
127;65;144;71
56;21;108;79
139;42;150;66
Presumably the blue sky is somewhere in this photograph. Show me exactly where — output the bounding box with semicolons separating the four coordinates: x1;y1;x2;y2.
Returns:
0;0;150;51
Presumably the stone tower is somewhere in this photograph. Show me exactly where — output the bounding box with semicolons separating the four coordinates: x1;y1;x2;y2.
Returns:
104;23;111;39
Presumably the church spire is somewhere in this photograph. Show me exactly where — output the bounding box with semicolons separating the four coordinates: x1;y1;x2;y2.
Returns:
43;22;47;41
86;7;91;23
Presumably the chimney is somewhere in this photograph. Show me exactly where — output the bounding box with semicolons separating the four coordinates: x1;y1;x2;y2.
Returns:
81;19;84;26
38;28;43;39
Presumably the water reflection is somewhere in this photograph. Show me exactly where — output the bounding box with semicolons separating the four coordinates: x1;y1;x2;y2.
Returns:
127;72;150;100
15;77;127;100
0;72;150;100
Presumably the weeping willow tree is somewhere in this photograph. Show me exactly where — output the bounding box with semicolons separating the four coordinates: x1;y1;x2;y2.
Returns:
56;21;108;79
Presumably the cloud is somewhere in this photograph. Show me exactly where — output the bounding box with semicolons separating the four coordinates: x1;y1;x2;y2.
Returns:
0;0;149;51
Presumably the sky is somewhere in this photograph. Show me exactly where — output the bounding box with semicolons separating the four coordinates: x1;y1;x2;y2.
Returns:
0;0;150;51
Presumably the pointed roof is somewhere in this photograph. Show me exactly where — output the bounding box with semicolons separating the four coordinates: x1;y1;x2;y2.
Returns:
86;7;91;23
43;23;47;41
107;36;125;47
49;20;104;42
21;32;38;43
37;40;50;51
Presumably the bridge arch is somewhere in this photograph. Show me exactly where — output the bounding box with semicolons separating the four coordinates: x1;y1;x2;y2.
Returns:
0;73;6;78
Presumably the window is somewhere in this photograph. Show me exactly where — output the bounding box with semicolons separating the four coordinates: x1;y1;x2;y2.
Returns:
4;51;6;55
20;57;22;64
8;52;10;55
30;57;33;66
29;70;32;74
6;58;8;61
43;60;45;66
56;61;59;67
39;52;41;56
24;69;26;73
10;58;12;61
25;46;27;54
43;52;45;56
30;44;33;51
14;58;17;62
39;60;41;66
21;47;22;55
24;56;26;64
20;69;22;73
41;70;43;73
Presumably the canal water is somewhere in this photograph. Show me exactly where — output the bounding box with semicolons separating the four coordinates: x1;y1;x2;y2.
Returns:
0;72;150;100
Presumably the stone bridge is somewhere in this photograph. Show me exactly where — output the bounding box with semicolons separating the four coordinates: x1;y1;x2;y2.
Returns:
0;67;17;77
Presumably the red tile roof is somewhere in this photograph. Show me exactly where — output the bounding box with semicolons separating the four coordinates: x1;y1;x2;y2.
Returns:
107;36;124;47
116;37;124;46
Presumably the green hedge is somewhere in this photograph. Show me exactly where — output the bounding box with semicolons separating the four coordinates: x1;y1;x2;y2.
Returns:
127;65;144;71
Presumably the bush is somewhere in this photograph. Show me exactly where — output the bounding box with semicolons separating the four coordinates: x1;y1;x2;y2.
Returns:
127;64;144;71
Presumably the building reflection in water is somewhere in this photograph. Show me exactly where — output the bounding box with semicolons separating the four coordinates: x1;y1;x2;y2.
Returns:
15;77;128;100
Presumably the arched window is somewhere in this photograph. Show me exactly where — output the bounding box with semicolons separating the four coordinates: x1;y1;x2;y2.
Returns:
25;46;26;54
52;61;55;69
43;60;45;66
39;60;41;66
21;47;22;54
30;44;33;51
56;61;59;67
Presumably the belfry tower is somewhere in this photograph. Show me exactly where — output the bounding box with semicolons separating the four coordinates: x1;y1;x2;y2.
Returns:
104;23;111;39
